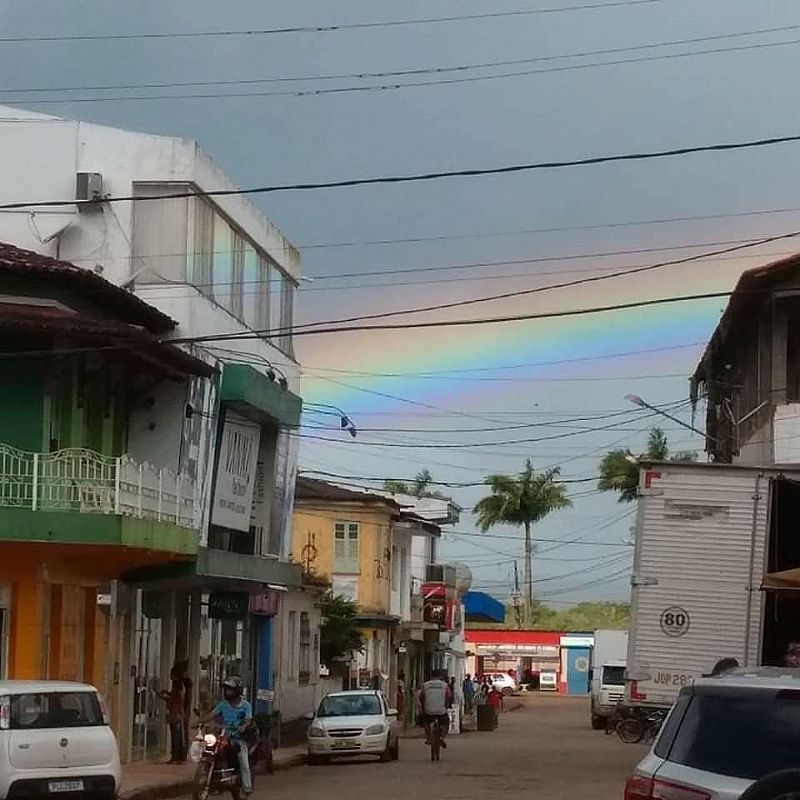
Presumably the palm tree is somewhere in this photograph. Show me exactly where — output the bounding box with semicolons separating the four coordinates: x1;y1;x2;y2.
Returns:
473;460;572;618
598;427;696;503
384;469;448;499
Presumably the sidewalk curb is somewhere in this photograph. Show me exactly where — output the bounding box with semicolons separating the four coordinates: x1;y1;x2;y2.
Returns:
119;754;308;800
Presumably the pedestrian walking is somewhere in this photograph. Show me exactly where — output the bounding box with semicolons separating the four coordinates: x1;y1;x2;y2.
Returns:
159;660;192;763
397;670;407;727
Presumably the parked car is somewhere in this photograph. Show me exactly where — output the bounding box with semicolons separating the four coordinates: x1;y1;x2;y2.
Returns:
307;690;399;764
0;680;121;800
625;667;800;800
486;673;518;696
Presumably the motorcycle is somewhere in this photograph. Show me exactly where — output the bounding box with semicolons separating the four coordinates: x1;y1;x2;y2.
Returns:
190;715;260;800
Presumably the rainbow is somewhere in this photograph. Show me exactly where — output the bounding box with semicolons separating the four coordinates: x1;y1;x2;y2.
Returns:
296;295;724;413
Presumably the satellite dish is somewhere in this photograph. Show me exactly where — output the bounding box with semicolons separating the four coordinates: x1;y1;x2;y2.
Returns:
448;561;473;594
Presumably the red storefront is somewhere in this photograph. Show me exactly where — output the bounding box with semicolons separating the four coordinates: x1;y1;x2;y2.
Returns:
465;629;564;690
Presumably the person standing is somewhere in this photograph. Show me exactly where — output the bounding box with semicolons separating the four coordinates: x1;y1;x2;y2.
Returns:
396;670;407;728
462;674;475;713
159;660;192;763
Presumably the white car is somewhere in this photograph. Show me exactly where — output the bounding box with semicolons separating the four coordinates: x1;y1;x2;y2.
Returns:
487;673;518;696
626;667;800;800
307;690;399;764
0;680;121;800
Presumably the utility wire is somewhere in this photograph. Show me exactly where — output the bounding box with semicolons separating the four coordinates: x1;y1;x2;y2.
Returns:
2;132;800;211
2;21;796;96
0;1;662;43
13;36;800;103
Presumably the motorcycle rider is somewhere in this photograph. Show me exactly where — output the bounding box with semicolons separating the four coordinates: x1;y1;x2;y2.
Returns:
198;676;254;797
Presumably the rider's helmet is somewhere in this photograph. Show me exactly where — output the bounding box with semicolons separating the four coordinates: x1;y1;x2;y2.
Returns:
222;675;244;700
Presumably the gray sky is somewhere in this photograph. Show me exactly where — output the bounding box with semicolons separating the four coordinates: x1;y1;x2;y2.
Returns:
2;0;799;605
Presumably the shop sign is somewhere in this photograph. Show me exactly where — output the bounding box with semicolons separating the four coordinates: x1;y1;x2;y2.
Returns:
475;644;559;656
423;598;448;627
250;591;280;616
209;591;250;620
212;414;261;532
256;688;275;702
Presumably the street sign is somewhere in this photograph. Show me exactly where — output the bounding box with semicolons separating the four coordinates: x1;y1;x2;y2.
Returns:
660;606;690;638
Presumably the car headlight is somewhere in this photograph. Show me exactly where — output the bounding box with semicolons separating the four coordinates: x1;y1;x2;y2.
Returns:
308;725;327;738
365;724;386;736
204;734;217;747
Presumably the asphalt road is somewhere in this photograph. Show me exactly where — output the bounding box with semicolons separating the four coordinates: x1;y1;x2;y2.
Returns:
217;694;644;800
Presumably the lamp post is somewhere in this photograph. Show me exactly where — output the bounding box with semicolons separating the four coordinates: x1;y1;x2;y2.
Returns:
624;394;714;442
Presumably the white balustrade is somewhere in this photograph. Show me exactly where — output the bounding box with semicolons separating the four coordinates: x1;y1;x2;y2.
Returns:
0;444;197;528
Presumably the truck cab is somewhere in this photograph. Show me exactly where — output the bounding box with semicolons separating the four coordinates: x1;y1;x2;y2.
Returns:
590;629;628;729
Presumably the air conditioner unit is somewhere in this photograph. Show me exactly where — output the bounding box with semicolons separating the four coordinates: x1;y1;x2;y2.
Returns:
425;563;456;586
76;172;104;202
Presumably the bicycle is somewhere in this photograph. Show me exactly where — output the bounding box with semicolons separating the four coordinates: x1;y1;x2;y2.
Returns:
616;708;667;744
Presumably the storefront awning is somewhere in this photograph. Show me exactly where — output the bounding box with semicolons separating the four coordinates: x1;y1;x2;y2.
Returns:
762;567;800;591
463;591;505;623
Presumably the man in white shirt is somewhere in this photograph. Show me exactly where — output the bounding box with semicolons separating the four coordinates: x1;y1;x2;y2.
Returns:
420;670;453;747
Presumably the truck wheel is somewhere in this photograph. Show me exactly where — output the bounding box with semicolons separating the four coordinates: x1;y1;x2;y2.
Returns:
591;714;606;730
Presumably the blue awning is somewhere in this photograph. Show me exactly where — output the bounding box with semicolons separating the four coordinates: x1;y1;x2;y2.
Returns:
463;591;505;623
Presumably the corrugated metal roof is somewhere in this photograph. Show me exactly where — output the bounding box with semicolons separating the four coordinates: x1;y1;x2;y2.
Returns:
295;476;402;508
0;242;177;333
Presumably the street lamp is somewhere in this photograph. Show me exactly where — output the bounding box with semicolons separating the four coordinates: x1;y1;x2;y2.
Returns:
624;394;714;442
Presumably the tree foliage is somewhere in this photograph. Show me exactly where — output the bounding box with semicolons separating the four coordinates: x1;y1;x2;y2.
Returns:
598;427;698;503
468;601;630;631
473;461;572;532
384;469;449;500
319;594;363;666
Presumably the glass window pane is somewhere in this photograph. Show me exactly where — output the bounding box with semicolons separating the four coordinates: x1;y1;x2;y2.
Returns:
270;263;281;338
192;198;214;291
213;215;232;307
280;275;295;356
243;245;259;329
230;231;245;320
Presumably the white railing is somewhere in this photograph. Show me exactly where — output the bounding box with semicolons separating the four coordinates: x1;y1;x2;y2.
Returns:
0;444;197;528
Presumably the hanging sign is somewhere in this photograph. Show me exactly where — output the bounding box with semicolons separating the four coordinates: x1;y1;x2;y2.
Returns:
212;413;261;532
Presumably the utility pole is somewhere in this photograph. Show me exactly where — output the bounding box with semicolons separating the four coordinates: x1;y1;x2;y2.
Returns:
512;561;522;629
523;521;533;624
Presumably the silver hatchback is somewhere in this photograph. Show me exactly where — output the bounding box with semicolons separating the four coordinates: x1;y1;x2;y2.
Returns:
626;667;800;800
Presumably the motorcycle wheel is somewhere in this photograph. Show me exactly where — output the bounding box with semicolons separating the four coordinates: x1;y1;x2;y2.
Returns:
192;762;213;800
617;718;645;744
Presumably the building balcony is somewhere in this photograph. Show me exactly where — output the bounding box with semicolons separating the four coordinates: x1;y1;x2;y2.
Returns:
0;444;199;567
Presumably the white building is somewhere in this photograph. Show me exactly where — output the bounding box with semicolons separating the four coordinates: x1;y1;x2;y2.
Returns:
0;105;312;758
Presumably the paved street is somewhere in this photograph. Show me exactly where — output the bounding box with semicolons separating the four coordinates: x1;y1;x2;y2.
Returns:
204;694;642;800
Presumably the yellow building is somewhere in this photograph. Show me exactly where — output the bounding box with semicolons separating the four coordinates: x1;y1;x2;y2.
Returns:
292;478;401;688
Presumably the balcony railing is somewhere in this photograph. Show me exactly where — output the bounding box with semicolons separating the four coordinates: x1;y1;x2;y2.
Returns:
0;444;196;528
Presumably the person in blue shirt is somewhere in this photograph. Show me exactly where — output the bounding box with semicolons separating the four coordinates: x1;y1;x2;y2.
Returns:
200;676;254;796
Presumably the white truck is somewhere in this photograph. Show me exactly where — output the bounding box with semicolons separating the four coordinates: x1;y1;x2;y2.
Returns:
626;460;800;709
590;629;628;729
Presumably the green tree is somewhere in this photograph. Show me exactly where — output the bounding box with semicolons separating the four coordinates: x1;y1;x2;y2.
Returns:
598;427;697;503
473;460;572;620
384;469;449;500
319;594;363;667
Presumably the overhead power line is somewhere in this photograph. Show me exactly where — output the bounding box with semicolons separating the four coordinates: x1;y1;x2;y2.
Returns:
12;36;800;103
5;21;800;96
0;2;662;43
4;22;798;96
2;132;800;211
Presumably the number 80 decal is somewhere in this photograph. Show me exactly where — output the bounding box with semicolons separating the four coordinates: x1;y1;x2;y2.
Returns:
660;606;690;638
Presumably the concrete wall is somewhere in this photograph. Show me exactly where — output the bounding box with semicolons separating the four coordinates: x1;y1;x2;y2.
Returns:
292;503;394;615
274;587;323;722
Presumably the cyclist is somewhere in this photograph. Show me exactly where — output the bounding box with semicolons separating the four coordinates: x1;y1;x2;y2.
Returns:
420;670;453;749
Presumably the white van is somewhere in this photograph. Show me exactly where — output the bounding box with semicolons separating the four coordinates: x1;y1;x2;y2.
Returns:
0;681;121;800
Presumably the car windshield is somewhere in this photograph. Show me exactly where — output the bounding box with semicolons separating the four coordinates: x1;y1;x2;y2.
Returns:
318;694;382;718
664;691;800;780
8;692;104;729
602;666;626;685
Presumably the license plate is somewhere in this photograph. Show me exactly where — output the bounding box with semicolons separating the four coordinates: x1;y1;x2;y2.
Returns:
49;779;85;792
332;739;358;749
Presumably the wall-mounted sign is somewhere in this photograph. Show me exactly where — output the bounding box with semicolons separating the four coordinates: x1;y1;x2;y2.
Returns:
212;413;261;532
208;591;250;621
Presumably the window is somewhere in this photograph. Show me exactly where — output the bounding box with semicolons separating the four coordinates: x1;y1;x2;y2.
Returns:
333;522;359;573
332;576;358;602
9;692;104;729
664;692;800;779
299;612;311;686
230;231;245;320
279;275;295;357
317;694;381;717
212;214;232;303
243;245;260;330
192;197;214;290
258;256;271;333
601;666;626;686
287;611;298;681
